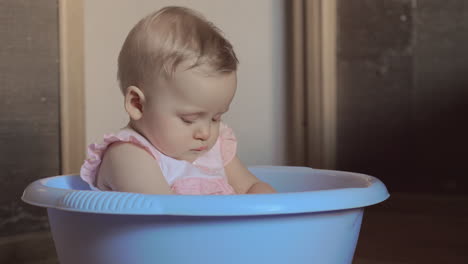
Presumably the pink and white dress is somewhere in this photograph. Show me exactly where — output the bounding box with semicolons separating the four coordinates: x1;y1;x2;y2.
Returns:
80;123;237;195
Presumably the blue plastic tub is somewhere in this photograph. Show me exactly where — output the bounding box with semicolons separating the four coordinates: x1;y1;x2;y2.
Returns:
22;166;389;264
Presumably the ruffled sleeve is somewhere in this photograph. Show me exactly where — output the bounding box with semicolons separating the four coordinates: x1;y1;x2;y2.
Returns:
219;123;238;166
80;129;160;189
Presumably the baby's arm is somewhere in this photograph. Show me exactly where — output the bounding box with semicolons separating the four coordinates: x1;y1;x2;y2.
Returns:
225;156;276;194
97;142;173;194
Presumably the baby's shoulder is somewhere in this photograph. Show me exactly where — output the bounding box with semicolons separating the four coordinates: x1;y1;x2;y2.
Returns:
104;128;161;160
99;141;159;179
104;141;152;160
96;138;171;194
80;128;161;188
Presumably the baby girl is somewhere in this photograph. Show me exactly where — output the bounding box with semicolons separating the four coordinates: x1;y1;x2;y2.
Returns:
80;6;276;195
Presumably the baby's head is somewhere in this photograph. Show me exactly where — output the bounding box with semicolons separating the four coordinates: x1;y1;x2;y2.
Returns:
117;6;238;162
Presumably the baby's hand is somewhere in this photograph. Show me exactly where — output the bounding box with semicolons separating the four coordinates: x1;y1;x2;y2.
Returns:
246;181;276;194
224;155;276;194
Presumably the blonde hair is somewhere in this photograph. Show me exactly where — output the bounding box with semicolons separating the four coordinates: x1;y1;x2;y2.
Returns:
117;6;239;93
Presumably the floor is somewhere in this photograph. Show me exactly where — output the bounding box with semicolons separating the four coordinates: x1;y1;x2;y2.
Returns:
353;193;468;264
0;231;58;264
1;193;466;263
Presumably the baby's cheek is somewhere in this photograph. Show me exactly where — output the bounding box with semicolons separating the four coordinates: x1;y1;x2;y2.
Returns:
210;127;220;145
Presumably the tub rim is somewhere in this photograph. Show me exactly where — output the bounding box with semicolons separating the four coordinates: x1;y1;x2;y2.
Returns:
22;166;389;216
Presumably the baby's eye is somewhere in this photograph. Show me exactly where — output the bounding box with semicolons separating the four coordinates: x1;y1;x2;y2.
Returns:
180;113;199;124
181;117;195;124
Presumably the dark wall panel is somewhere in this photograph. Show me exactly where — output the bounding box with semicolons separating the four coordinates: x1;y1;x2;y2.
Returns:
337;0;468;193
412;1;468;192
0;0;60;236
337;0;414;191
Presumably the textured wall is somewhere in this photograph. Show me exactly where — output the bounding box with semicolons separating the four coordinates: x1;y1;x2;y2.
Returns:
0;0;60;237
412;1;468;193
337;0;468;193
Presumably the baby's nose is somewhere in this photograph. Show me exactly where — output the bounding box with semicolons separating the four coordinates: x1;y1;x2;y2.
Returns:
194;123;211;140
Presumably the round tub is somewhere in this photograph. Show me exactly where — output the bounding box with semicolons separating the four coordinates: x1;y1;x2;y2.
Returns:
22;166;389;264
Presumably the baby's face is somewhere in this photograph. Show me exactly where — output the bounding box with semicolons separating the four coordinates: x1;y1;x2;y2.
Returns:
140;66;237;163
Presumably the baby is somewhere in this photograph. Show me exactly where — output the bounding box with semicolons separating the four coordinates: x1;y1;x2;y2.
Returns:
80;6;276;195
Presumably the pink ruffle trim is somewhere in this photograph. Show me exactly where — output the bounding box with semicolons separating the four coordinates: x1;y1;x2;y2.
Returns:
80;132;159;187
171;177;236;195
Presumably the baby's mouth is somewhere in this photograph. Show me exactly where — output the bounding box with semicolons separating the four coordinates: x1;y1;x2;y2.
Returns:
191;146;208;152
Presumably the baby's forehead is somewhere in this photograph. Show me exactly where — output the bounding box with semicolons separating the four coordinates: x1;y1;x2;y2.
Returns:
157;67;235;95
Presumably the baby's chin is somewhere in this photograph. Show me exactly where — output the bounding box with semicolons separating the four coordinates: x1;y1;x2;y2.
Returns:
172;151;207;163
155;147;203;163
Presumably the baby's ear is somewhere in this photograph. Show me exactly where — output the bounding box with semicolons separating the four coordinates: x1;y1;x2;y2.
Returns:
124;86;145;120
